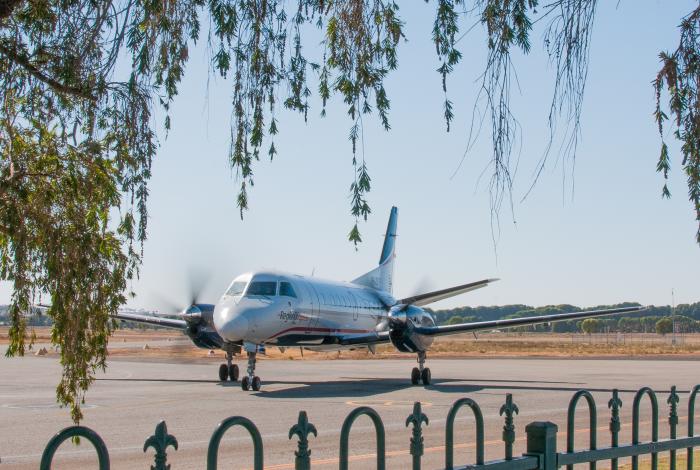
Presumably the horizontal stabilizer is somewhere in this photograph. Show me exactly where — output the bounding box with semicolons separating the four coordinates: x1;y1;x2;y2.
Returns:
398;278;499;307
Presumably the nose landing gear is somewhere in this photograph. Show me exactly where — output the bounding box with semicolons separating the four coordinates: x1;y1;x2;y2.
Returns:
411;351;431;386
241;351;261;391
218;348;239;382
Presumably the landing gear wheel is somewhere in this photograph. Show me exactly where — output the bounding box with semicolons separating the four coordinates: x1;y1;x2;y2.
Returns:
252;376;261;391
411;367;421;385
241;376;250;391
218;364;228;381
421;367;431;385
228;364;239;382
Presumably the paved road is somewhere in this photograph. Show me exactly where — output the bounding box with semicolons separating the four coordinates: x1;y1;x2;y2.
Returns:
1;355;698;469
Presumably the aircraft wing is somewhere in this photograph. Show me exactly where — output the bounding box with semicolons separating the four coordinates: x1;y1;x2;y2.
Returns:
113;311;187;330
397;278;499;307
414;305;646;336
338;331;391;346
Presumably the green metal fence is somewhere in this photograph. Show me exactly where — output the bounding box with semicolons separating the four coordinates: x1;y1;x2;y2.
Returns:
39;384;700;470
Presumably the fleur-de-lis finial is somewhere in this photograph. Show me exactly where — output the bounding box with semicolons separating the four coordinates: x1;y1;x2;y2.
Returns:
499;394;519;460
609;389;623;411
289;411;317;470
143;420;178;470
405;402;429;460
499;393;519;419
608;389;622;432
668;386;680;430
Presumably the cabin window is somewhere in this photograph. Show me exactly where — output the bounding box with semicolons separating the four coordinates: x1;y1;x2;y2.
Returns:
246;281;277;296
279;282;297;298
226;281;247;296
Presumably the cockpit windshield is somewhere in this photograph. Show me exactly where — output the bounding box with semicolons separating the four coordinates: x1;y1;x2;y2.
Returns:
226;281;248;296
246;281;277;296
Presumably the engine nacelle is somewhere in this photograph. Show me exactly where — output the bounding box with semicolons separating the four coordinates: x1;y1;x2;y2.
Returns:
183;303;223;349
388;305;435;353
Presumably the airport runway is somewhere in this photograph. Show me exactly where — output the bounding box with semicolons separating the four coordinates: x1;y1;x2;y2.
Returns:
1;354;698;469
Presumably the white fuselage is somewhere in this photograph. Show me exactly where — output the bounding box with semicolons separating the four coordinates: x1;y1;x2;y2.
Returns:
213;271;391;349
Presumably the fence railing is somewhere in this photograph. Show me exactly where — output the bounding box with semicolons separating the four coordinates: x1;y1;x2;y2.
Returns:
39;384;700;470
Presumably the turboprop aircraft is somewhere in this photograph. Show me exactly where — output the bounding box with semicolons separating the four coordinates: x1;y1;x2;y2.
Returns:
115;207;645;391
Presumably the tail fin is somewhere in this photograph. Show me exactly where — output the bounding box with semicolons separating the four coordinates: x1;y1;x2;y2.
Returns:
352;206;397;293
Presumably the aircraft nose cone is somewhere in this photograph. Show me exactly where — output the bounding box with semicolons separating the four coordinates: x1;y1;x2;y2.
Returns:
219;313;249;341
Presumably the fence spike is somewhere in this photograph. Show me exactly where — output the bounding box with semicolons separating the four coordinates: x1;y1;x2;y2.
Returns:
289;411;317;470
405;402;429;470
500;393;519;460
143;420;178;470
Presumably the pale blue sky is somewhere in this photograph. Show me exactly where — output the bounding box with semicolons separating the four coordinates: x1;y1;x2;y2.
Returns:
5;1;699;311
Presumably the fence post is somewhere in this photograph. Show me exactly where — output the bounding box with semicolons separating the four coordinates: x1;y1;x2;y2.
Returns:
525;421;558;470
668;386;679;470
207;416;263;470
143;421;178;470
40;426;110;470
688;385;700;470
500;393;519;460
405;401;429;470
339;406;386;470
608;389;622;470
289;411;317;470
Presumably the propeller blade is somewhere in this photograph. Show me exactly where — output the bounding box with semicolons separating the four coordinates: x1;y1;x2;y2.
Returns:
187;268;211;306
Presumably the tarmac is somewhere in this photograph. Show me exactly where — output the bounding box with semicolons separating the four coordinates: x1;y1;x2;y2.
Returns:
1;347;699;469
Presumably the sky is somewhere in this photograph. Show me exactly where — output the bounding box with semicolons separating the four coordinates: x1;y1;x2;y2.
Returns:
4;1;699;311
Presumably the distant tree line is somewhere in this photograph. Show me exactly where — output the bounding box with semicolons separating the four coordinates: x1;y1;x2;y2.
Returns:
3;302;700;335
429;302;700;334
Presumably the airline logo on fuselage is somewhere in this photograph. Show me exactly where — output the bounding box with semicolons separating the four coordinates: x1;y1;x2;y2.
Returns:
279;309;307;322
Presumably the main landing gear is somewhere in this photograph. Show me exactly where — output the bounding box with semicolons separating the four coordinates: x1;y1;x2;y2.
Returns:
411;351;431;386
241;351;261;391
218;349;239;382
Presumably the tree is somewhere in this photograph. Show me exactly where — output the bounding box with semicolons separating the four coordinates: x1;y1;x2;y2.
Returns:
447;315;464;325
2;1;699;423
655;317;673;336
580;318;601;335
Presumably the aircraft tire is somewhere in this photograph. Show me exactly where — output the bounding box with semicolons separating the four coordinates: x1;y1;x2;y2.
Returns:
411;367;420;385
229;364;239;382
252;376;261;391
218;364;228;382
241;376;250;391
421;368;431;386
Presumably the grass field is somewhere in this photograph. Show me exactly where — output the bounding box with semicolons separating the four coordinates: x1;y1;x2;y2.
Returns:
3;327;700;361
618;450;699;469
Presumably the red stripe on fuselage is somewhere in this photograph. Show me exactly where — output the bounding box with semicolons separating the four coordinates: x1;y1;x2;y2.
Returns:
268;326;371;339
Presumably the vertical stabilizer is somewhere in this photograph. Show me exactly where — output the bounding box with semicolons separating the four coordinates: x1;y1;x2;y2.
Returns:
351;206;397;294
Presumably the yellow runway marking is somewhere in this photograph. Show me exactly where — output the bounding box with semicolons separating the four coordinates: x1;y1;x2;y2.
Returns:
345;400;433;408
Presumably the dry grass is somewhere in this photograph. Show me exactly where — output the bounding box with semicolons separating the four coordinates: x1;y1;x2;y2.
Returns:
3;327;700;362
618;450;699;469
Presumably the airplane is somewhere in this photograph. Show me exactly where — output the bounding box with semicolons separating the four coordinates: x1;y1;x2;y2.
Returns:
115;206;645;391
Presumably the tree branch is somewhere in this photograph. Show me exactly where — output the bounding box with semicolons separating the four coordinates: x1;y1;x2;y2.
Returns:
0;43;96;102
0;0;24;21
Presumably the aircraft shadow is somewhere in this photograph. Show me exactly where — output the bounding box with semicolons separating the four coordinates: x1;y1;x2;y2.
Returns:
254;377;659;399
96;377;234;385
